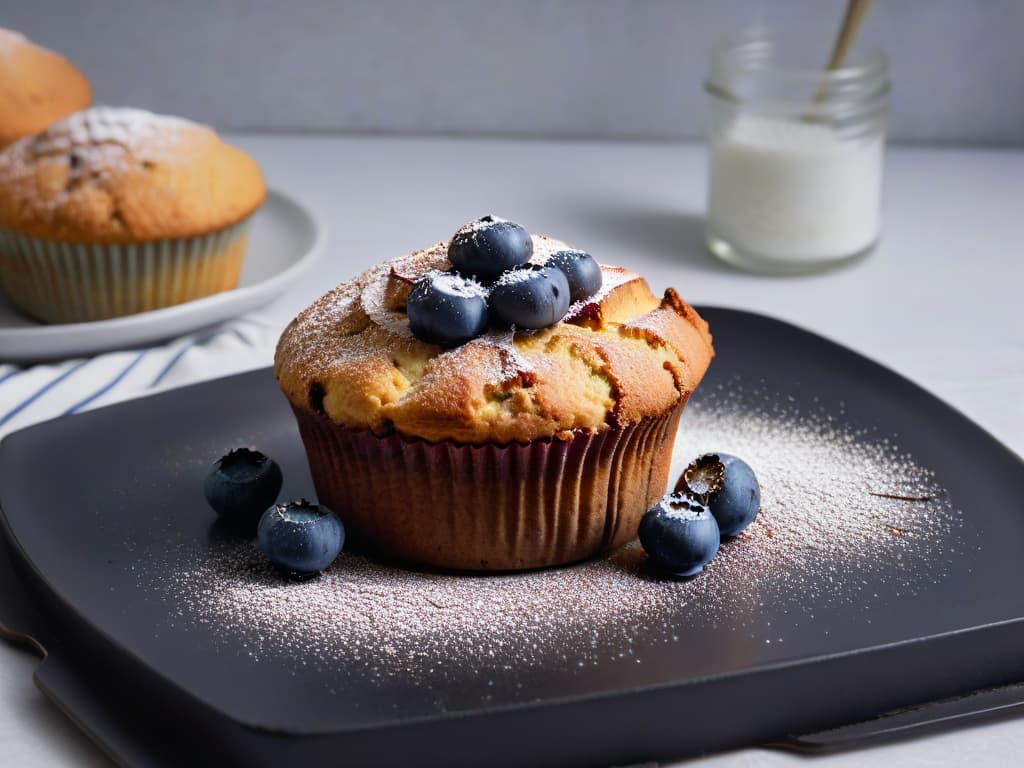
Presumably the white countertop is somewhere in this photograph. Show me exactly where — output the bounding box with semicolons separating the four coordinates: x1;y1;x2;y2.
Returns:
1;135;1022;767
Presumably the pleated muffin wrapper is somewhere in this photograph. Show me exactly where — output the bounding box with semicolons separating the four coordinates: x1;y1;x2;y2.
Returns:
0;218;252;324
292;402;686;571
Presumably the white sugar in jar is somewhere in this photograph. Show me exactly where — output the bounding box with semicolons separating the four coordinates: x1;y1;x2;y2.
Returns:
705;28;889;274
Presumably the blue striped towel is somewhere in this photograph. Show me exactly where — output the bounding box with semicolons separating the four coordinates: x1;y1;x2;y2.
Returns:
0;316;278;440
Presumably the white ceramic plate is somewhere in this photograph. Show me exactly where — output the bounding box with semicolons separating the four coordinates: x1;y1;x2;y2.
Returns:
0;190;323;363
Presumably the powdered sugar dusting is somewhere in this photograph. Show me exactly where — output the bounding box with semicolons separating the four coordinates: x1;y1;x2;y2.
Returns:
428;270;490;298
458;215;508;234
474;329;534;382
145;377;964;683
564;265;639;322
359;268;416;339
68;107;196;145
27;107;201;164
528;234;573;264
493;266;543;286
0;28;28;52
0;106;210;190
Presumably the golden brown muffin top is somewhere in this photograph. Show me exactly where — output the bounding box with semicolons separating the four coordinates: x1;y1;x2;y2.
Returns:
275;235;714;444
0;106;266;242
0;28;92;148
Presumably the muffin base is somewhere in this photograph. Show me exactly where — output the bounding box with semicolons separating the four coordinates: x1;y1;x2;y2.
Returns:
291;404;685;571
0;219;251;323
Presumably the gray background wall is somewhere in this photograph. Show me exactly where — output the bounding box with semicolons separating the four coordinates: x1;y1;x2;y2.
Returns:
6;0;1023;145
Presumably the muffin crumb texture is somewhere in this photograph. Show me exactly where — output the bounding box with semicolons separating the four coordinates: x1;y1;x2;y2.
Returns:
0;106;265;242
275;236;714;444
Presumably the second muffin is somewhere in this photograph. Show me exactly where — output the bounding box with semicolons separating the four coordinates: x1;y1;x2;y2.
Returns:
0;106;266;323
0;27;92;149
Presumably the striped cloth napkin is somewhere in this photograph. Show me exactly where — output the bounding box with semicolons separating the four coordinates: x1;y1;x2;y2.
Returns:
0;316;279;440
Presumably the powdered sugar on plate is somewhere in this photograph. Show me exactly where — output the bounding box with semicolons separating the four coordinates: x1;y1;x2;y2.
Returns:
145;377;964;684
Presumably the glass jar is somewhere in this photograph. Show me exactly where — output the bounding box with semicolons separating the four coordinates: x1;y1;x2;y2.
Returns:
705;28;889;274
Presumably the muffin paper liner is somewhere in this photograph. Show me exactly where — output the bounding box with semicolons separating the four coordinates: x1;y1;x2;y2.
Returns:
292;403;686;571
0;219;252;323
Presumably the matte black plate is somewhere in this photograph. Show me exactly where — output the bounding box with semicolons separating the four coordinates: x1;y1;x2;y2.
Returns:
2;306;1024;767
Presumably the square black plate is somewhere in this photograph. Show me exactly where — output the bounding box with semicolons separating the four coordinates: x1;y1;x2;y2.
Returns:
2;306;1024;767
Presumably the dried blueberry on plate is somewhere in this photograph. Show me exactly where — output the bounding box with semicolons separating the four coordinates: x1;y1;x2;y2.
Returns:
203;447;282;523
257;499;345;578
638;493;720;578
676;452;760;537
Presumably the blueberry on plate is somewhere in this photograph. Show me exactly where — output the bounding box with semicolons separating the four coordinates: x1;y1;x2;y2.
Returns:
638;493;720;577
203;447;282;523
489;265;571;330
676;452;760;537
544;249;603;303
407;270;490;347
447;216;533;283
257;499;345;577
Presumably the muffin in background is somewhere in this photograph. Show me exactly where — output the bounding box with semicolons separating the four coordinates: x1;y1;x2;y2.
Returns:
0;28;92;148
0;107;266;323
275;233;714;571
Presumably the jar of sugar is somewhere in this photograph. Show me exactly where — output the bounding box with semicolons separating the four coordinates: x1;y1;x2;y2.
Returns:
705;28;889;274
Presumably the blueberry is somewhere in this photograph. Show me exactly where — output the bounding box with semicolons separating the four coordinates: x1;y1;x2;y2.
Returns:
544;249;603;303
676;453;760;537
447;216;533;283
638;493;720;577
257;499;345;577
407;270;490;347
203;448;282;523
489;265;571;330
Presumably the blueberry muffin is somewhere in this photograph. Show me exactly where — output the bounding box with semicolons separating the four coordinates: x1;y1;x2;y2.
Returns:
0;106;265;323
0;28;91;149
275;217;714;570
